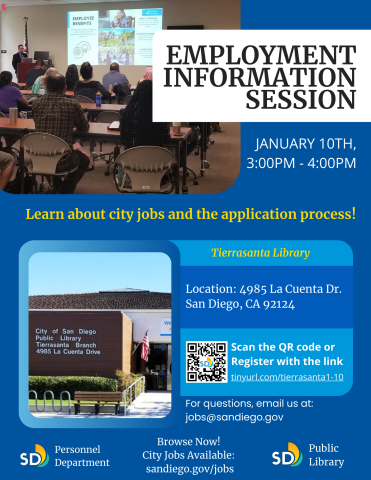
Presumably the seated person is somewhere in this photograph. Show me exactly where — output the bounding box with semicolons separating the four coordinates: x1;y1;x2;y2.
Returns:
0;70;29;117
65;64;79;91
120;80;170;149
31;67;57;94
102;62;131;90
117;79;171;191
0;151;15;191
32;73;90;194
74;62;112;102
0;70;29;147
121;79;198;155
139;66;153;83
25;59;46;89
118;79;199;192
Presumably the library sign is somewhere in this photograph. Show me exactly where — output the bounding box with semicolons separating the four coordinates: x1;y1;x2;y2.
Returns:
35;327;101;356
29;311;133;377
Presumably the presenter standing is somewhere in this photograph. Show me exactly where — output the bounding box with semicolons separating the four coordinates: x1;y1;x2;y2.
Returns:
12;45;28;77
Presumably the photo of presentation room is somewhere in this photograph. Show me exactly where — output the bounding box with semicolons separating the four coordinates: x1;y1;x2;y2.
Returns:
0;0;240;195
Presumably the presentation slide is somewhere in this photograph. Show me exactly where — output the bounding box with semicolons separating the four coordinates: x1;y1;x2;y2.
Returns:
67;8;163;66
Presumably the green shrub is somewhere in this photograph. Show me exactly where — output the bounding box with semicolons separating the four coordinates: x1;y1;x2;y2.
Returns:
29;376;118;400
116;370;145;402
115;370;143;390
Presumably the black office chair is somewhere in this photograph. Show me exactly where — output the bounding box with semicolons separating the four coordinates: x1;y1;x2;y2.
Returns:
71;95;94;104
122;95;132;106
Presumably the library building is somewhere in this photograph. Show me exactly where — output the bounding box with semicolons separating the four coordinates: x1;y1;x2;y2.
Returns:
28;288;172;390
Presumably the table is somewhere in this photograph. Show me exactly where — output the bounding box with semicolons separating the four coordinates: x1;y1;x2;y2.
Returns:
0;119;191;194
21;93;116;105
0;118;35;131
0;118;36;193
87;104;125;112
74;122;121;143
79;103;125;121
21;90;75;96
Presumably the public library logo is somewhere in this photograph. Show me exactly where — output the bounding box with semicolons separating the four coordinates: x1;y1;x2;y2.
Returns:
20;444;49;467
272;442;303;467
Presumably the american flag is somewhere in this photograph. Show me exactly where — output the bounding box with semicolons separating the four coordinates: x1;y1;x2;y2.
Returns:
24;18;28;55
141;330;150;362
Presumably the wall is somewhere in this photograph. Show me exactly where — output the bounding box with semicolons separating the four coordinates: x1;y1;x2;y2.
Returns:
0;0;240;84
29;310;133;378
121;311;133;374
124;310;171;343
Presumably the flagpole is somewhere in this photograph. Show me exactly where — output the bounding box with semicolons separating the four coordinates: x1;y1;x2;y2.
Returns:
23;17;29;56
132;326;152;355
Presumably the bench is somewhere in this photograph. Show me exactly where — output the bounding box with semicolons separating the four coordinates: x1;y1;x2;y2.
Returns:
72;391;122;415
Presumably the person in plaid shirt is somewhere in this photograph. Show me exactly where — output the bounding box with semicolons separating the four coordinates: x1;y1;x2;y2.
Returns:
32;74;90;194
117;10;130;28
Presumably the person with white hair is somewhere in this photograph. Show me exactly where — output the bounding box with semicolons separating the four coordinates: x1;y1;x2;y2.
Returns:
30;67;58;94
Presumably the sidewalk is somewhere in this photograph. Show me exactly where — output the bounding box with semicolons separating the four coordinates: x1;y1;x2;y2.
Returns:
127;390;171;418
30;391;171;419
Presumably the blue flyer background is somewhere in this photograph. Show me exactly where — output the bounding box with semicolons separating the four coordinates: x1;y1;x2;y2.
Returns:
1;0;370;477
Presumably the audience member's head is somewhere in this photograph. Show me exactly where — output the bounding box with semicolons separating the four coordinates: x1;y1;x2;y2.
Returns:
45;73;66;94
41;67;58;88
35;59;45;68
140;66;153;83
65;64;79;89
0;71;13;88
18;44;24;53
42;67;58;79
80;62;93;81
110;62;120;72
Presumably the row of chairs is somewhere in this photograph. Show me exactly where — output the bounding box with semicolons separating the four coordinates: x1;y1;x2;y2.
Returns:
1;93;198;193
19;132;177;194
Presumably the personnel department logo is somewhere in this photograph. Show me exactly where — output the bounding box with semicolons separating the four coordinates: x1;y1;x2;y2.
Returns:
20;444;50;467
272;442;303;467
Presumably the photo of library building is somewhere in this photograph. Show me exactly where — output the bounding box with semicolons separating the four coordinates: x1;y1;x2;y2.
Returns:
29;288;172;390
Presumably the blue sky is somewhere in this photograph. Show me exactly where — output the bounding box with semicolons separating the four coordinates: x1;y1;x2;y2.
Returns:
29;252;171;295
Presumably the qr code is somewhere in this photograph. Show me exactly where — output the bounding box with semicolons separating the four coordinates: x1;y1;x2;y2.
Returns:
186;342;228;383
